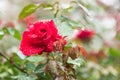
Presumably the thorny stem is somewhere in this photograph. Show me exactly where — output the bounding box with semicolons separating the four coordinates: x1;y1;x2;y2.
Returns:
0;52;28;75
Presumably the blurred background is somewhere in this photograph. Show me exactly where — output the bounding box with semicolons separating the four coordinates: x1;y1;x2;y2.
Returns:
0;0;120;80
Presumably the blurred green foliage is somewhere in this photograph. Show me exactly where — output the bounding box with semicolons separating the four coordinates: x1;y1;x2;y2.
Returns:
0;0;120;80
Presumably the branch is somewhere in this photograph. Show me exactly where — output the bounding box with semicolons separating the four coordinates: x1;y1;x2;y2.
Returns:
0;52;28;75
54;2;59;18
71;1;91;17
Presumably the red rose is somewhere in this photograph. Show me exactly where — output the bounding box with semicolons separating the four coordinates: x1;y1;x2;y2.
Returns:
77;28;94;41
5;22;14;28
20;20;64;56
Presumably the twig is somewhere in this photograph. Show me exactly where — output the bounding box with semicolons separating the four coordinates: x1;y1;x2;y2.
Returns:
71;1;91;17
77;2;91;17
54;2;59;18
0;52;28;75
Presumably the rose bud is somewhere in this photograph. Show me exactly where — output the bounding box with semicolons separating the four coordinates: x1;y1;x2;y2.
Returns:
53;37;66;53
68;46;87;60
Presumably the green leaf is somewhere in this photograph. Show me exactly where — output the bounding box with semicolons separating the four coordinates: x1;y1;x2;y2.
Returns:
26;55;45;63
35;64;53;80
13;29;21;40
26;62;35;71
35;64;46;74
15;74;36;80
61;15;84;28
2;27;10;34
108;48;120;57
54;18;73;37
7;27;14;35
59;22;73;37
2;27;21;40
42;4;53;10
28;75;36;80
19;4;38;19
67;57;84;67
44;73;53;80
116;34;120;41
17;74;28;80
65;43;72;51
0;30;4;39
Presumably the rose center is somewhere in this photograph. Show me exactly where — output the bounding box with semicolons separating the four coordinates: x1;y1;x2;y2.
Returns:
40;29;46;33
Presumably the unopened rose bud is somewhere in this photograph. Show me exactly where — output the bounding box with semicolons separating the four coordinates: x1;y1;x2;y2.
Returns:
68;46;80;59
53;38;66;53
68;46;88;60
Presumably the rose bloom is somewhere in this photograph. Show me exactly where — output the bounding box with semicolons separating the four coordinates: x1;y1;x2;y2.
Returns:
20;20;65;56
76;28;94;41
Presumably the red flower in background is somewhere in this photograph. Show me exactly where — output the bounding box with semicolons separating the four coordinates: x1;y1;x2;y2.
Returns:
19;13;36;24
5;22;15;28
0;20;14;28
24;13;36;24
20;20;65;56
77;28;94;41
0;20;2;27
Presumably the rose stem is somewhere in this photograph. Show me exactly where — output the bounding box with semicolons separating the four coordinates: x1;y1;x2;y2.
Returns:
0;52;28;75
54;2;59;18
